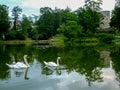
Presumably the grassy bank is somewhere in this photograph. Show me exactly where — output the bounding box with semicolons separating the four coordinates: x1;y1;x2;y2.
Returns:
0;34;115;46
49;35;65;46
0;37;50;45
0;36;64;46
0;35;99;46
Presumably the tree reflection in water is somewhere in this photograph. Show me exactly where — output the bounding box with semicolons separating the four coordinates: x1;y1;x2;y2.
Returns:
110;46;120;87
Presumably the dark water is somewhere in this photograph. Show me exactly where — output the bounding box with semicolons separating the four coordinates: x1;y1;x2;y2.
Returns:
0;44;120;90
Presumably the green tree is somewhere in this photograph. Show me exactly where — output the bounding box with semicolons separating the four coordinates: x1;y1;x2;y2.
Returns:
12;6;22;31
58;20;83;43
37;7;55;39
0;5;10;40
21;14;32;37
84;0;102;11
59;8;78;24
110;7;120;31
53;7;78;35
76;0;103;36
54;7;61;34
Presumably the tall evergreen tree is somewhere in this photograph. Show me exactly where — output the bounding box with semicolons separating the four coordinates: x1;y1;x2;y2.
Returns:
12;6;22;31
37;7;55;39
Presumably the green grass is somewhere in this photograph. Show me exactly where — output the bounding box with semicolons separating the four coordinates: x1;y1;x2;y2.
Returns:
50;35;65;46
0;36;64;46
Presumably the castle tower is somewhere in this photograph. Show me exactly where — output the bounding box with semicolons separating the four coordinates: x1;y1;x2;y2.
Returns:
100;11;110;29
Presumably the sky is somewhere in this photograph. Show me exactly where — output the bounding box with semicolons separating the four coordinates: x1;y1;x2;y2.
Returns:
0;0;115;16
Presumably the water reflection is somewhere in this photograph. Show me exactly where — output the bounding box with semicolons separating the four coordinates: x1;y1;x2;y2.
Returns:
7;68;30;80
24;68;29;80
0;44;120;90
42;66;62;75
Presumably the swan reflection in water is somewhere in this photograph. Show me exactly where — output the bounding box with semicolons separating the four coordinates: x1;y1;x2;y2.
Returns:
42;65;66;76
24;68;30;80
7;67;30;80
42;66;62;75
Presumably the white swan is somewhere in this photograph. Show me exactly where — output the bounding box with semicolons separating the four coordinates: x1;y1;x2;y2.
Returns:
6;55;30;69
44;57;61;67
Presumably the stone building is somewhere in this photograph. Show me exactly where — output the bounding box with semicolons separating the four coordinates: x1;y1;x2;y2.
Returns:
100;11;110;29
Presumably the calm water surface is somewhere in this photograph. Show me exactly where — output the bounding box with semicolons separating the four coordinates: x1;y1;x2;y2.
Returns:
0;44;120;90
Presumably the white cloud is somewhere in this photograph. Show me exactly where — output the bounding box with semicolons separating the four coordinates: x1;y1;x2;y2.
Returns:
51;71;87;90
22;0;85;10
5;0;115;15
1;0;116;12
101;0;115;11
21;0;115;11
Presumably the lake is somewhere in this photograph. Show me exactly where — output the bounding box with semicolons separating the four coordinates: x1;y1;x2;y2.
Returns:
0;43;120;90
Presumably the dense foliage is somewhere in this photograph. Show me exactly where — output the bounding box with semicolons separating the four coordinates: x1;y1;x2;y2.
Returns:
76;0;103;36
0;0;118;43
21;15;32;38
0;5;10;40
110;0;120;32
37;7;55;39
58;21;83;43
110;7;120;31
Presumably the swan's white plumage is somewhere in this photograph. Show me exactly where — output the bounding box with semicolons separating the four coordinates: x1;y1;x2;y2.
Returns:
44;57;61;67
44;61;58;67
6;55;29;69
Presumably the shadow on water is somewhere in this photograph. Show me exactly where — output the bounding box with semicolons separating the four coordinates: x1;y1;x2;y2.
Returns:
0;43;120;89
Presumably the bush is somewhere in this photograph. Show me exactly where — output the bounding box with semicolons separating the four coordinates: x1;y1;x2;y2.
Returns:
6;30;25;40
6;30;16;40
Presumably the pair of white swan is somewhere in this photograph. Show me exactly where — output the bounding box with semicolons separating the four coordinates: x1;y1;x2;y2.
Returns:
6;55;30;69
44;57;61;67
7;55;61;68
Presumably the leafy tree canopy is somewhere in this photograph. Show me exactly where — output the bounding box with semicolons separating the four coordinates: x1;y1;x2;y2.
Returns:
0;5;10;40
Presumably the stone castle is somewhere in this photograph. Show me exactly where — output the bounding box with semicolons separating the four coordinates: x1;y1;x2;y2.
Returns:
100;11;110;29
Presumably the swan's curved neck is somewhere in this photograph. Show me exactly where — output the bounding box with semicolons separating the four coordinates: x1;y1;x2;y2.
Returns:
57;58;59;65
24;57;29;67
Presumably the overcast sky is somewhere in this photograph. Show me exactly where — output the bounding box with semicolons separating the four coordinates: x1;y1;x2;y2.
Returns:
0;0;115;16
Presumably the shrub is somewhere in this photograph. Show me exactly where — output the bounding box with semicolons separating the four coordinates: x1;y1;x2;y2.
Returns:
6;30;25;40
